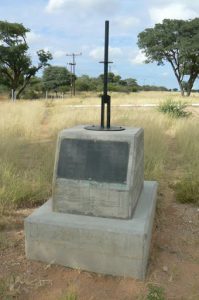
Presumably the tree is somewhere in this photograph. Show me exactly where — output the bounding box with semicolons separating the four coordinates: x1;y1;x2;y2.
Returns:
0;21;52;99
99;72;121;84
138;18;199;96
43;66;71;94
75;75;94;91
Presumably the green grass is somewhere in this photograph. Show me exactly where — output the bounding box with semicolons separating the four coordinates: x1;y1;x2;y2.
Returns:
60;292;78;300
0;232;11;251
59;287;78;300
173;177;199;205
158;98;190;118
0;278;13;300
146;284;165;300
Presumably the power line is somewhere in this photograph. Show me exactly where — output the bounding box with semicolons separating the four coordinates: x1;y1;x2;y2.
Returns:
66;52;82;96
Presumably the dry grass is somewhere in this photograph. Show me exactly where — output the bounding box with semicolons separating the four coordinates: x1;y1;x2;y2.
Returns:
24;90;199;106
0;92;199;212
172;116;199;205
0;101;54;212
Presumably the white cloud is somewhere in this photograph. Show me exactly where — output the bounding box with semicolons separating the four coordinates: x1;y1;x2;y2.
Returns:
46;0;119;15
46;0;67;13
149;3;198;23
130;50;146;65
113;16;140;29
89;47;122;60
26;32;41;44
53;50;66;59
151;0;199;7
43;46;51;53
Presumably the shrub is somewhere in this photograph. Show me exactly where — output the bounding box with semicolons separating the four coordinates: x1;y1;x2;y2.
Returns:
146;284;165;300
21;89;41;99
158;99;190;118
173;177;199;205
60;291;78;300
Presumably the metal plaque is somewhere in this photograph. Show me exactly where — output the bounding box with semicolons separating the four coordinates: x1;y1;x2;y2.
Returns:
57;139;129;184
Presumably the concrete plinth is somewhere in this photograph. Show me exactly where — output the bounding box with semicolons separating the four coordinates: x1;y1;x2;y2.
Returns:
52;126;144;219
25;181;157;280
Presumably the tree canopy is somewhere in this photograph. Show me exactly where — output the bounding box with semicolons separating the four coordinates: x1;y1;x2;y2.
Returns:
0;20;52;99
138;18;199;96
43;66;71;93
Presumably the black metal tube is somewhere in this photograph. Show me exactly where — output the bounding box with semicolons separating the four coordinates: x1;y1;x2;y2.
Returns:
101;102;105;128
107;98;110;128
100;20;110;129
104;20;109;97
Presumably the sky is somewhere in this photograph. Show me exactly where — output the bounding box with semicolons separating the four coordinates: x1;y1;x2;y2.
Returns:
0;0;199;89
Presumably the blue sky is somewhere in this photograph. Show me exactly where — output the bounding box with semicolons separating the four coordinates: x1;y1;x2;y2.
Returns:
1;0;199;88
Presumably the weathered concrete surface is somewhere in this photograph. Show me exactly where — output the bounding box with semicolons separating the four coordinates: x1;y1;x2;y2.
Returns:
52;126;144;219
25;181;157;280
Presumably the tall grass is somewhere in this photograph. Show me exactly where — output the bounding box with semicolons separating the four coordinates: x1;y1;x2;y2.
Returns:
0;95;198;212
0;102;55;213
173;116;199;205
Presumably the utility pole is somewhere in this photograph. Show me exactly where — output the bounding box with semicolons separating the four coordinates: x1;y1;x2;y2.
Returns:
66;52;82;96
67;62;73;97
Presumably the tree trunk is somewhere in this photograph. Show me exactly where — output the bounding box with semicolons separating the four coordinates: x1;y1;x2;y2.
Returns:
178;81;185;97
16;77;31;99
186;73;198;97
186;88;192;97
16;66;41;99
180;86;185;97
169;60;185;96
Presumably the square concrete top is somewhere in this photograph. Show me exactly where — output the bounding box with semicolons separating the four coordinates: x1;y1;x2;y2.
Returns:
59;125;143;142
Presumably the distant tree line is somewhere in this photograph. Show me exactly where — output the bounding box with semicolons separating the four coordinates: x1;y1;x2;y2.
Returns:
0;65;173;99
6;67;172;99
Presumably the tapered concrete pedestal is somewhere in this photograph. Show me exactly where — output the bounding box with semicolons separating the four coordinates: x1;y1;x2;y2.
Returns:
25;181;157;280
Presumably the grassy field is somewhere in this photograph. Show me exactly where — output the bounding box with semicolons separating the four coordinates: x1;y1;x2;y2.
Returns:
0;92;199;299
0;91;198;212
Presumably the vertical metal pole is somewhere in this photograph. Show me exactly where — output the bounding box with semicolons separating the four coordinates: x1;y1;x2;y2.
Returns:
101;20;109;128
73;54;76;96
106;21;111;128
107;97;111;128
104;20;109;99
66;53;81;97
105;21;110;128
69;63;73;97
101;99;105;128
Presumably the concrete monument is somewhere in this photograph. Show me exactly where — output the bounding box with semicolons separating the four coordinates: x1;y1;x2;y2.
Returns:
24;21;157;280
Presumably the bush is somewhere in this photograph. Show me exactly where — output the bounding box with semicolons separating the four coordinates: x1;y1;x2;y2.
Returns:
59;291;78;300
158;99;190;118
173;177;199;205
146;284;165;300
21;89;40;99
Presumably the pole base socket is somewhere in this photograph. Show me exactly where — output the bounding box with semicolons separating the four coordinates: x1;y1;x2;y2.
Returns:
84;125;125;131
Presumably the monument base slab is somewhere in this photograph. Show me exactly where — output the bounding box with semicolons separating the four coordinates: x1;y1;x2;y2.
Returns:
25;181;157;280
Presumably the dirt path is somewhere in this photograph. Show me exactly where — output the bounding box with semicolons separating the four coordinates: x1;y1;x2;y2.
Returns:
0;120;199;300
